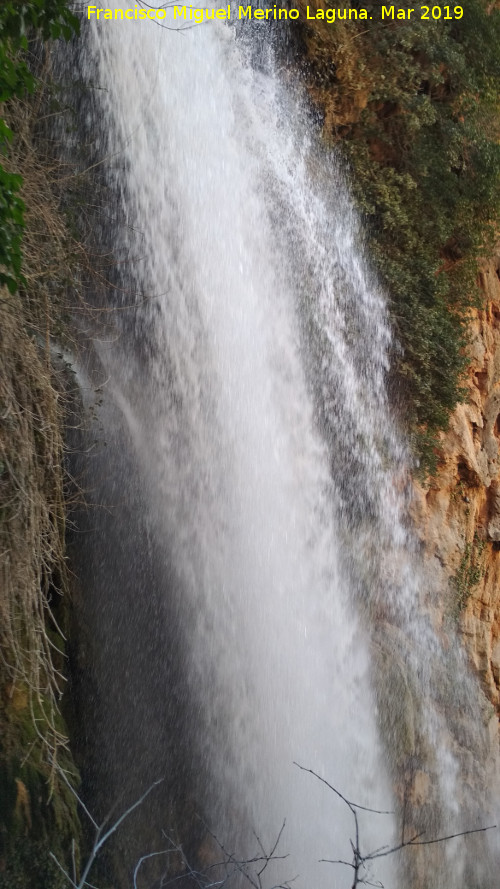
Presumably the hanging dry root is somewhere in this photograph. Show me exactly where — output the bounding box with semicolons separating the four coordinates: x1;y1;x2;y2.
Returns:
0;294;70;777
0;74;87;786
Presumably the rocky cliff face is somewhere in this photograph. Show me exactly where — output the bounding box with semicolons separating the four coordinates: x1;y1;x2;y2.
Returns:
411;251;500;718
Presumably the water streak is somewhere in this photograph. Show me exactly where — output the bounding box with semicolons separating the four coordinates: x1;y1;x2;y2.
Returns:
68;9;499;888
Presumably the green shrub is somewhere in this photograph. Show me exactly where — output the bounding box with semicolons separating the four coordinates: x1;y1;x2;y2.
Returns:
452;532;486;615
0;840;69;889
0;0;79;293
0;161;24;293
299;0;500;470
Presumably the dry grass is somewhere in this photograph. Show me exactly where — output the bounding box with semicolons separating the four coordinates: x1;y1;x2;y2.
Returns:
0;294;69;768
0;76;87;781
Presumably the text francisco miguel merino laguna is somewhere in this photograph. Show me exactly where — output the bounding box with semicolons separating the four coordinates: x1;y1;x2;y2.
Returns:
87;5;407;23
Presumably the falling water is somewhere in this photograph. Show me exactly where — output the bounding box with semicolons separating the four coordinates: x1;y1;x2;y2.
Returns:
67;7;500;889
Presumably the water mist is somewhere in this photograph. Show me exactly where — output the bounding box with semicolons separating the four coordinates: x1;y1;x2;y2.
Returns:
67;8;500;889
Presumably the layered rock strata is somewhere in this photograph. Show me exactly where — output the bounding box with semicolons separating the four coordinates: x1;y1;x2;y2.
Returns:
412;252;500;717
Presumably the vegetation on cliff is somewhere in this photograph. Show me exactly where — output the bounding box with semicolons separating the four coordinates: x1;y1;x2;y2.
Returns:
2;2;500;884
296;0;500;469
0;2;82;882
0;1;79;290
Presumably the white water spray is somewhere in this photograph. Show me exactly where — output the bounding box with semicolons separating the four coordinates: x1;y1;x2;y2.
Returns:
70;9;499;889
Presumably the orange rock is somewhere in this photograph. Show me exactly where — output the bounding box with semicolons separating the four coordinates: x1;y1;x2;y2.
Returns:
413;249;500;714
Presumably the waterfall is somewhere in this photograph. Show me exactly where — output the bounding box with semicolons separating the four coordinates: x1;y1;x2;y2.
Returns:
68;8;499;889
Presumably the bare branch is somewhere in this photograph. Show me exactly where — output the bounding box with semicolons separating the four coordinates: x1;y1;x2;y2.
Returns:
49;755;98;830
395;824;497;851
133;849;171;889
293;763;394;815
320;858;356;868
97;778;164;853
48;852;78;889
299;764;498;889
51;763;497;889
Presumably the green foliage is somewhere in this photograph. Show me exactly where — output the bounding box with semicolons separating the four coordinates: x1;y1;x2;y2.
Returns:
452;532;486;614
0;681;81;885
0;1;79;42
352;2;500;457
0;7;82;883
0;0;79;293
0;840;68;889
304;0;500;469
0;164;25;293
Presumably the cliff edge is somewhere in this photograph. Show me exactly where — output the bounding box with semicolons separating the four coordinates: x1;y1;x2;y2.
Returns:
412;252;500;719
